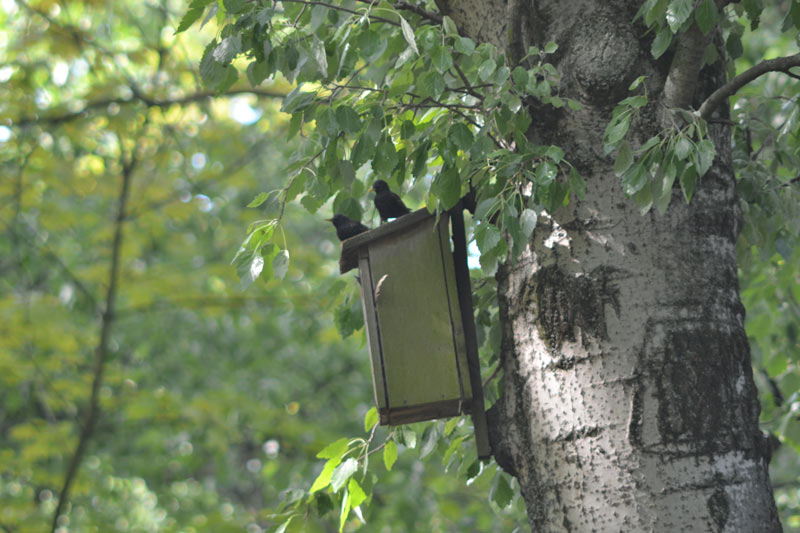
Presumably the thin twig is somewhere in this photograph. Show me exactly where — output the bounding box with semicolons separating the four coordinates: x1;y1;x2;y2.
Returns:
281;0;399;26
14;88;285;128
482;363;502;388
698;53;800;119
50;130;139;532
354;0;442;23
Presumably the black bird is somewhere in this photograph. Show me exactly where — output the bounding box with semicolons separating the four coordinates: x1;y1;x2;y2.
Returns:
327;214;369;241
371;180;411;222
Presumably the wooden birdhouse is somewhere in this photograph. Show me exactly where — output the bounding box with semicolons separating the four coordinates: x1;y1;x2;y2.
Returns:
339;208;490;458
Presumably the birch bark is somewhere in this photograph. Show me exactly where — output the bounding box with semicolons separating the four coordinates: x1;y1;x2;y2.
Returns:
437;0;782;530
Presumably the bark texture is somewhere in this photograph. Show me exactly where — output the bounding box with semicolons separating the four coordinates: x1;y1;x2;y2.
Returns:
439;0;782;531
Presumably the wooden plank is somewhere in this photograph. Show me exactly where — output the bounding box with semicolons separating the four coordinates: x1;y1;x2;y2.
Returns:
340;208;432;273
380;399;463;425
449;205;492;459
358;247;388;411
367;214;464;408
437;216;472;403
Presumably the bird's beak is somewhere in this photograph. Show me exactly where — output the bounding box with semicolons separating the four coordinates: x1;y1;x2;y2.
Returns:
325;217;333;222
369;187;375;192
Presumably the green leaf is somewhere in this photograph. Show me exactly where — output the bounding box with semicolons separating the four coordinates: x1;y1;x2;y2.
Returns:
629;76;646;91
651;26;672;59
335;106;362;134
348;478;367;508
679;164;697;202
176;0;214;33
317;437;350;459
431;46;453;73
237;251;264;290
512;66;529;89
339;489;351;532
545;145;564;164
399;15;418;55
247;191;270;208
273;249;289;280
275;516;295;533
633;180;653;214
520;208;538;241
316;106;339;137
622;161;649;195
490;474;514;508
742;0;762;29
535;161;557;186
213;35;241;64
334;301;363;338
282;86;316;113
374;137;400;175
475;223;501;253
442;15;459;36
454;37;475;55
383;440;398;471
478;59;496;82
725;32;743;59
419;71;446;99
693;139;716;176
544;41;558;54
603;115;630;153
312;36;328;77
310;4;327;33
364;407;378;432
402;427;417;448
695;0;718;34
448;123;474;151
668;0;693;31
569;167;586;200
619;95;648;109
199;41;227;88
331;458;359;492
674;135;692;160
433;167;461;209
614;140;634;176
655;161;677;214
310;457;339;493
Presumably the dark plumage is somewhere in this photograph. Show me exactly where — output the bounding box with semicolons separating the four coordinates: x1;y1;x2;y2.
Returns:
327;214;369;241
371;180;411;222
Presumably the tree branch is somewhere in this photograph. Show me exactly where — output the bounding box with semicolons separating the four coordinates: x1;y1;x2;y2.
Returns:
14;88;285;128
281;0;399;26
353;0;442;24
698;53;800;119
50;134;137;532
662;24;710;112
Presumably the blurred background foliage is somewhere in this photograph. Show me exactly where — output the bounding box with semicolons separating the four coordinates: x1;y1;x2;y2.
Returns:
0;0;797;531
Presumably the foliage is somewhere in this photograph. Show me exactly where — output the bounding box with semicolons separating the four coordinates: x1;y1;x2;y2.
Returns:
1;0;798;531
0;0;527;530
179;0;585;281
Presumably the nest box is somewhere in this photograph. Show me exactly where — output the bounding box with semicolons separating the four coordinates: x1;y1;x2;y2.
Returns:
340;208;490;459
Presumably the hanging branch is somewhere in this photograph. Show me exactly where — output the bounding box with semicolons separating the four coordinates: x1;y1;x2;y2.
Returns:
14;88;285;128
698;53;800;119
49;136;137;532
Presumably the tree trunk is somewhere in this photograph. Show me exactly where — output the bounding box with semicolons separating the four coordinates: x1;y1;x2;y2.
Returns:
439;0;782;530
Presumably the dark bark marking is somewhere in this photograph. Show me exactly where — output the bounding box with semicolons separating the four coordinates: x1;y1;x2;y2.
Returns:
652;324;762;457
707;487;730;532
531;264;622;350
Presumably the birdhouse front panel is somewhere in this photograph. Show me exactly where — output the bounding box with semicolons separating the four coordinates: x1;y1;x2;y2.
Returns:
353;213;473;424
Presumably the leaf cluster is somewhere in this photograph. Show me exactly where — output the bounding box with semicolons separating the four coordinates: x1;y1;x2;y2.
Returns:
177;0;585;284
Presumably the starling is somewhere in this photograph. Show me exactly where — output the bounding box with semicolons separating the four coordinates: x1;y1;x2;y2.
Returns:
327;214;369;241
371;180;411;222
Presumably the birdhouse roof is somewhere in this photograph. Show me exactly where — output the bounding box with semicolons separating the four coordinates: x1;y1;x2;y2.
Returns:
339;208;436;273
